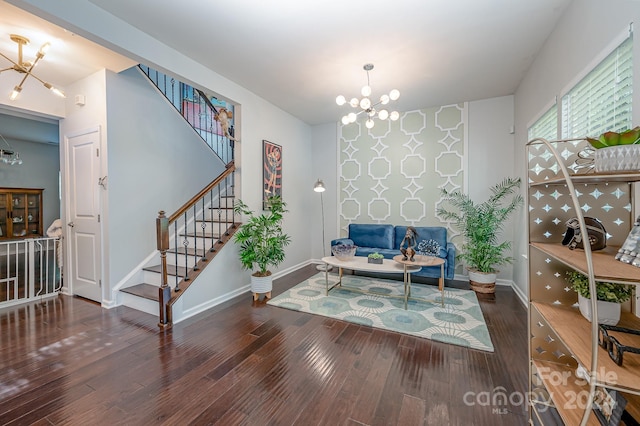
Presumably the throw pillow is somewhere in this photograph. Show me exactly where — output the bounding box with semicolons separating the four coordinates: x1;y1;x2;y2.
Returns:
416;239;441;257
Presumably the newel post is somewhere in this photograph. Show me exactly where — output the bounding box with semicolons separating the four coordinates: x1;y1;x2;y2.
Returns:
156;210;172;327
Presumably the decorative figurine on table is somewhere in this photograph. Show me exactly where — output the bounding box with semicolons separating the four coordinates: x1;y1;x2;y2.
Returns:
400;226;418;261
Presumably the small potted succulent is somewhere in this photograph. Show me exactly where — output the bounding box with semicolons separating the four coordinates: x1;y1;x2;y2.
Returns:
586;126;640;172
566;271;633;325
367;252;384;264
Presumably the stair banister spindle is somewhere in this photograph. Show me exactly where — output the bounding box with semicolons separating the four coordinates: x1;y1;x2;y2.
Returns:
156;211;171;327
174;221;180;291
200;196;207;263
192;204;199;271
183;211;189;282
209;188;215;252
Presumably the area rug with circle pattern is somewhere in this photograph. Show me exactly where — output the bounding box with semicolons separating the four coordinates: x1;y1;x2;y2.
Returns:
267;273;494;352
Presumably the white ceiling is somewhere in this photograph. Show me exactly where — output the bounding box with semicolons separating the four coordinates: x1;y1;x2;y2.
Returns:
1;0;573;127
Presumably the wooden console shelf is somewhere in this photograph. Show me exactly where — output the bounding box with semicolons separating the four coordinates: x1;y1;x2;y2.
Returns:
532;360;600;425
534;302;640;393
531;242;640;286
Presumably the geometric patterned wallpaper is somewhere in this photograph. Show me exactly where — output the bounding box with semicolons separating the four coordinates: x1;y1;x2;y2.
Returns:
337;104;466;242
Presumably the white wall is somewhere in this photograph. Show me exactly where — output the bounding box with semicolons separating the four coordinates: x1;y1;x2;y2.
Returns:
467;95;517;281
310;122;339;260
12;0;316;291
105;67;227;291
513;0;640;298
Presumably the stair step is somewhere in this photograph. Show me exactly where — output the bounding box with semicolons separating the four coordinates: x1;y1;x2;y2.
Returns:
180;231;224;239
120;283;159;301
195;219;235;224
167;247;207;257
144;264;189;277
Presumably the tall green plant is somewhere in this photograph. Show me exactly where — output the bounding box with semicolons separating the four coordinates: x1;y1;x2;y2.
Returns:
233;195;291;277
437;177;523;273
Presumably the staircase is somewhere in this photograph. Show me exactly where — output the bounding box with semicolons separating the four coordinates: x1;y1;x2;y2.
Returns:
118;66;240;328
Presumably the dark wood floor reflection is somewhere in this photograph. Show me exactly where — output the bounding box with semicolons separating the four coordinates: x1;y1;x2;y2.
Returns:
0;265;528;425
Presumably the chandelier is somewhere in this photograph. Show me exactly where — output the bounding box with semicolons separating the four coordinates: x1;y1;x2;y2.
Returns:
0;133;22;165
0;34;66;101
336;63;400;129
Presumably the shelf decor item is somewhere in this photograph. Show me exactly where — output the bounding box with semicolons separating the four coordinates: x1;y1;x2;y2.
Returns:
566;271;633;326
586;127;640;172
438;177;523;293
615;215;640;268
561;216;607;251
233;195;291;300
367;252;384;264
331;244;356;261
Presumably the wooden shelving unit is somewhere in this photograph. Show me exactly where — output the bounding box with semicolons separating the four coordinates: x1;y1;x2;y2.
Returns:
0;188;44;240
527;138;640;425
532;360;600;425
534;302;640;392
531;242;639;286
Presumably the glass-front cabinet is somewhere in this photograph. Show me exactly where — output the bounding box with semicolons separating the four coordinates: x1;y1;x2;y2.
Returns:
0;188;44;240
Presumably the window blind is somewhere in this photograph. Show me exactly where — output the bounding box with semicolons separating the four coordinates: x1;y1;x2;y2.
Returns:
561;36;633;139
528;104;558;141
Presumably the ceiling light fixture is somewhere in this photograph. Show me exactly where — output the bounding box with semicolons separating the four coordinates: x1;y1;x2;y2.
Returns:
336;63;400;129
0;34;66;101
0;133;22;165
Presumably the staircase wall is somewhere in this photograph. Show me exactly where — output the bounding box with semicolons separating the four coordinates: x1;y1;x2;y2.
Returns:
105;67;227;300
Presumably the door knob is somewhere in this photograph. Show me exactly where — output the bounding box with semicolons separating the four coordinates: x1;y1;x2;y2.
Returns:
68;222;75;228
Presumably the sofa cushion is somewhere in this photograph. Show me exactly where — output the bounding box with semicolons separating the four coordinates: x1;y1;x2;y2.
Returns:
394;226;448;258
348;224;394;249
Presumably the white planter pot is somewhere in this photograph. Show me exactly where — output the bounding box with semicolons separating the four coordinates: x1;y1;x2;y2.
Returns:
594;145;640;172
251;273;273;294
468;269;497;294
577;294;621;326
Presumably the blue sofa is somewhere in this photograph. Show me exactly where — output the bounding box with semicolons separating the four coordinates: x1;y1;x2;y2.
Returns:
330;223;456;280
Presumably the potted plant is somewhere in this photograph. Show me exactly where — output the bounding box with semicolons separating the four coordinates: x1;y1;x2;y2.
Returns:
437;177;523;293
586;126;640;172
566;271;633;325
367;252;384;264
233;195;291;299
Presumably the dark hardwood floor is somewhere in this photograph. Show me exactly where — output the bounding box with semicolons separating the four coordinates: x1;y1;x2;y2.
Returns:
0;264;528;425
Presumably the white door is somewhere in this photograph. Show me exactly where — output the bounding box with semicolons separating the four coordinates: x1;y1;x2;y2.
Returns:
65;128;102;302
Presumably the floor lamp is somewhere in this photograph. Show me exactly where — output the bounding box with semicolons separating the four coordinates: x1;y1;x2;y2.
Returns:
314;179;332;272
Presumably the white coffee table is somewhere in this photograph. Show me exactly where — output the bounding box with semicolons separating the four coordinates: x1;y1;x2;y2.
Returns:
321;256;421;309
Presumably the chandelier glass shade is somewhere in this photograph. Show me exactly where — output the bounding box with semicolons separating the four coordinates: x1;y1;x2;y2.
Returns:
0;134;22;165
0;34;66;101
336;63;400;129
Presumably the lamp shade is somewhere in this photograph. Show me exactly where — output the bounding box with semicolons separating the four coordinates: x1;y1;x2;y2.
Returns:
313;179;326;192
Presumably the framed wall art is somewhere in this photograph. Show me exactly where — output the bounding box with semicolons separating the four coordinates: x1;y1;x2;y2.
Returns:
263;140;282;208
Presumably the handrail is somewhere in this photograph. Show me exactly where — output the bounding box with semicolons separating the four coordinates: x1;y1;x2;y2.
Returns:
196;88;218;115
169;161;235;223
156;161;237;328
138;65;235;164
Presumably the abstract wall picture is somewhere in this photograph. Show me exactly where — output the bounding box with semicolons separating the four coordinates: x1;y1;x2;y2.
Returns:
263;140;282;207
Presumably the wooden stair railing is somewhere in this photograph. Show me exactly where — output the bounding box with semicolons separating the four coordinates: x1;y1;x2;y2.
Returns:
138;65;235;165
156;162;239;328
